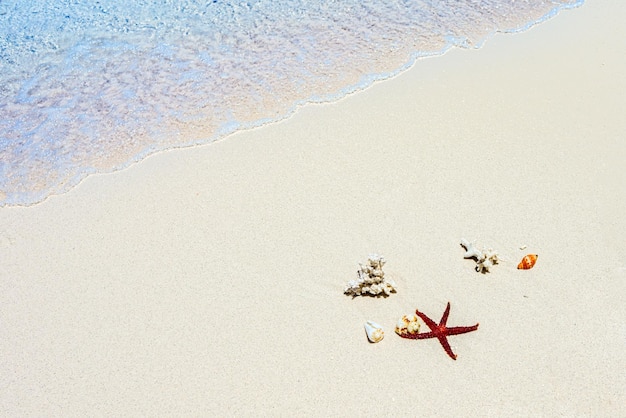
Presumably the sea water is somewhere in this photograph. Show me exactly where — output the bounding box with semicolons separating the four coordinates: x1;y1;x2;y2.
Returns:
0;0;583;207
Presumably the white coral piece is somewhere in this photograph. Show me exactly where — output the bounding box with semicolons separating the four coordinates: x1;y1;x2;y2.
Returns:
460;238;482;260
344;254;397;297
477;248;499;273
460;239;499;273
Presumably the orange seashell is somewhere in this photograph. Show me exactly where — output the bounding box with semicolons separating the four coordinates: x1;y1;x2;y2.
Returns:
517;254;538;270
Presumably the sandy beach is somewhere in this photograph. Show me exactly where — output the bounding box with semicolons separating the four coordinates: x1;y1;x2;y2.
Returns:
1;1;625;416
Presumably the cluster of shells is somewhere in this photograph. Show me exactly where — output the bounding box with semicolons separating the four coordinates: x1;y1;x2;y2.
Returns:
351;245;538;344
343;254;397;297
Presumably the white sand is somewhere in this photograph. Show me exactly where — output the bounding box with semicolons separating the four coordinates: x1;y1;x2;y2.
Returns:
1;1;625;415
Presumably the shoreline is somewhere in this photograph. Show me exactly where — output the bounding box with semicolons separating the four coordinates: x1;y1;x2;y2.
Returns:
1;1;625;415
1;3;585;209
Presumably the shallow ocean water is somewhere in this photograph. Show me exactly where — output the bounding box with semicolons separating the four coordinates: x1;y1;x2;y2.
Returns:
0;0;583;206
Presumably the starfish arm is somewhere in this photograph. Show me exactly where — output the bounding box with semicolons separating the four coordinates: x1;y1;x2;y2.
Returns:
399;331;436;340
445;323;480;336
438;335;457;360
440;302;451;326
415;332;437;340
415;309;438;330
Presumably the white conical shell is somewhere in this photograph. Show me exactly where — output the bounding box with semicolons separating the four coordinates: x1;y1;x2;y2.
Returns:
364;320;384;343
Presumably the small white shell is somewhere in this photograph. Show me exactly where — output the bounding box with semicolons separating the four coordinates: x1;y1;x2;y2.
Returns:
364;320;384;343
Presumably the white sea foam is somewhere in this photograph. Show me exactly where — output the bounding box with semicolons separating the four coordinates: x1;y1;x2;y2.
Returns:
0;0;584;206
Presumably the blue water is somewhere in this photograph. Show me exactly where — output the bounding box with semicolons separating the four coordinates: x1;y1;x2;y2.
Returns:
0;0;583;207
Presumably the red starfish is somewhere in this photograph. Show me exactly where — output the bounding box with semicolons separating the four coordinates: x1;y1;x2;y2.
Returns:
400;302;479;360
